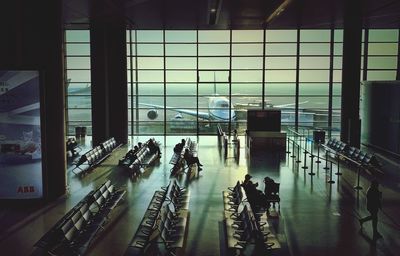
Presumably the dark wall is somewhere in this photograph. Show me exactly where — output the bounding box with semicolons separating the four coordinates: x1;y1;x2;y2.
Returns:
361;81;400;156
0;0;66;200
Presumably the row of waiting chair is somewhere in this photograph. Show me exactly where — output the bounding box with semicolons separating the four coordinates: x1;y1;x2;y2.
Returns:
169;138;198;175
73;137;121;176
125;180;190;256
34;180;126;256
325;138;377;167
223;181;280;254
119;139;161;178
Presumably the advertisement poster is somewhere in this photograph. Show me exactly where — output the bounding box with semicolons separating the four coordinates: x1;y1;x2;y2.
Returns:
0;70;43;199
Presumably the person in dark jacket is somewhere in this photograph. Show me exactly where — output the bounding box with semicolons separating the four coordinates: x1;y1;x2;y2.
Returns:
359;179;383;239
183;148;203;171
148;138;161;156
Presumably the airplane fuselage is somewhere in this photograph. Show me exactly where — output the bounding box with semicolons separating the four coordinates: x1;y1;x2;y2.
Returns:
208;97;236;122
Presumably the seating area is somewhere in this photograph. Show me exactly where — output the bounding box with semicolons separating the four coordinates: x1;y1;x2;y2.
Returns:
125;180;190;256
222;181;280;254
169;138;198;176
119;138;161;178
34;180;126;256
72;137;121;176
323;138;382;175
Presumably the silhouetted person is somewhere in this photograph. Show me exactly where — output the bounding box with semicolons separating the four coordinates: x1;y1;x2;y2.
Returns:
359;180;382;240
174;139;186;153
183;148;203;171
242;174;267;210
148;138;161;156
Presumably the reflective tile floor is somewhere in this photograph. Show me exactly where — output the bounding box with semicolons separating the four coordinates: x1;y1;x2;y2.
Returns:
0;135;399;256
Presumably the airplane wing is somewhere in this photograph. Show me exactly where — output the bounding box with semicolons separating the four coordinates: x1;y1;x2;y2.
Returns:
140;103;210;120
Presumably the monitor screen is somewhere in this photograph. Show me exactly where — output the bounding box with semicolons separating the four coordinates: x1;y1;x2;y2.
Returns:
0;70;43;199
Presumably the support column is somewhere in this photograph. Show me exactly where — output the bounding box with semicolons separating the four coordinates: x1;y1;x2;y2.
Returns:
90;0;128;145
0;0;66;201
341;0;363;147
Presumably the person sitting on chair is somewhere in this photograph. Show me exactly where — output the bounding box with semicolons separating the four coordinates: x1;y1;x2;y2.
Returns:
148;138;161;156
242;174;268;210
174;139;186;153
183;148;203;171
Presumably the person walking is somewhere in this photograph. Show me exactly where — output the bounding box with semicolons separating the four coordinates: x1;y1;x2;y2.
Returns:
359;179;383;240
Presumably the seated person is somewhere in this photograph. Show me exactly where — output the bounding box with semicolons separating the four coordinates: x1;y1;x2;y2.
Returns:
242;174;268;210
183;148;203;171
138;142;143;148
147;138;161;156
174;139;186;153
263;176;275;199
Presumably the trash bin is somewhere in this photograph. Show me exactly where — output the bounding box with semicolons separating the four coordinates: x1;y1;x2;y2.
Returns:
313;130;325;144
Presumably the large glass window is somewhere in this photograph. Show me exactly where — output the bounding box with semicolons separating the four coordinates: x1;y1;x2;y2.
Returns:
65;30;92;136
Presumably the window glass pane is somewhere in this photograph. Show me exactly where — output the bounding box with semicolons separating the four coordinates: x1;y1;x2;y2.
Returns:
367;71;397;80
67;70;91;82
137;57;164;69
199;57;230;69
265;70;296;82
166;70;196;82
198;30;230;42
137;44;163;56
166;57;196;69
300;30;330;42
367;57;397;69
299;70;329;82
232;30;263;42
334;57;342;69
166;44;196;56
232;57;263;69
299;83;329;95
138;70;164;82
137;30;163;42
66;57;91;69
266;30;297;42
368;43;398;55
166;83;196;95
232;83;262;95
368;29;398;42
300;57;330;69
333;70;342;82
66;30;90;42
166;96;197;108
232;70;262;82
334;43;343;55
66;44;90;55
199;44;230;56
198;71;229;82
232;44;263;55
199;83;229;95
265;57;296;69
138;83;164;95
68;109;92;121
265;43;297;55
67;83;91;95
334;30;343;42
165;30;196;42
67;96;92;108
300;43;330;55
265;83;295;95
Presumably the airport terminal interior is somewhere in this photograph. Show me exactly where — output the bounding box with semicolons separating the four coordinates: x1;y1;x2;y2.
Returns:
0;0;400;255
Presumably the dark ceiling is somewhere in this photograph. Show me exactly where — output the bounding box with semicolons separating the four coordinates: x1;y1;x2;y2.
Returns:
63;0;400;29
